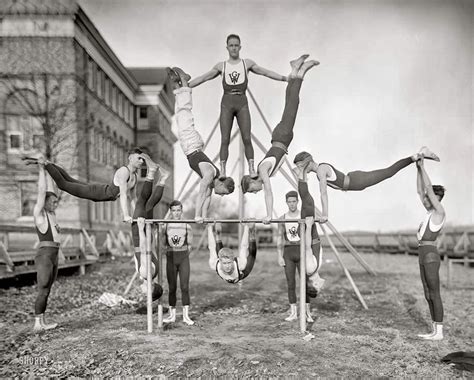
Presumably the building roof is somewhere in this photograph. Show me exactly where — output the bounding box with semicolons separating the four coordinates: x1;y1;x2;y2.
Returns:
127;68;169;85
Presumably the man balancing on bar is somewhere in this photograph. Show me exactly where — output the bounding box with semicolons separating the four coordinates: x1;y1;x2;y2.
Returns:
167;67;235;223
293;146;440;222
188;34;289;179
23;149;144;223
207;222;257;284
240;54;319;223
131;153;170;305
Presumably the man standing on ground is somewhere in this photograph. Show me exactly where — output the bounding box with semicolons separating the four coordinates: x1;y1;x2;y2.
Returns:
33;162;61;331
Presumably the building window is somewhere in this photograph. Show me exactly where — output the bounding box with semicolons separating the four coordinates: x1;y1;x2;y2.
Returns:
118;93;122;117
102;136;107;164
129;104;134;125
97;133;103;163
97;69;103;98
104;77;110;106
102;202;108;221
96;202;102;222
139;107;147;119
109;83;114;107
90;200;96;221
111;86;116;111
33;134;44;151
20;181;36;217
87;58;94;89
8;133;22;150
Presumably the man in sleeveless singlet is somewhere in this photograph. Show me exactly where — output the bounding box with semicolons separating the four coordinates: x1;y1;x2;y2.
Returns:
167;67;235;222
240;55;319;223
23;148;144;223
293;146;441;223
415;157;446;340
131;153;169;305
277;187;324;323
207;222;257;284
162;200;195;325
33;162;61;332
188;34;289;179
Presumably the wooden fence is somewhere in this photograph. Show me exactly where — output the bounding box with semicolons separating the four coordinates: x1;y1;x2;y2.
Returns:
0;224;134;280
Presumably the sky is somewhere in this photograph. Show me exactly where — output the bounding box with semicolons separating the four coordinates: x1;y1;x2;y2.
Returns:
80;0;473;232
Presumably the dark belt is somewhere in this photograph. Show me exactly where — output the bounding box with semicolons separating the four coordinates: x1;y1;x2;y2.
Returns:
224;90;245;95
271;141;288;153
187;149;202;156
418;240;437;247
38;241;60;248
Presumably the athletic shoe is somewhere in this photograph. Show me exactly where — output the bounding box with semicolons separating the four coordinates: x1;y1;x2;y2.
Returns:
172;67;191;84
166;67;181;86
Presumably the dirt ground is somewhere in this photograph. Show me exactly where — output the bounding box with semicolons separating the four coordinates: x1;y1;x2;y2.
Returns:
1;248;473;378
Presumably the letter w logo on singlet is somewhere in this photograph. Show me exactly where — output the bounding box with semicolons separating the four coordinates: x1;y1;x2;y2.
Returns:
289;226;298;238
171;235;181;246
229;71;240;84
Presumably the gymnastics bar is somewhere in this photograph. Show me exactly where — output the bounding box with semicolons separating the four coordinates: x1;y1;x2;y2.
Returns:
144;219;308;334
136;219;308;224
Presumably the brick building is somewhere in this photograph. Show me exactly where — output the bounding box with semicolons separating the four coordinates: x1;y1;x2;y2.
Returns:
0;0;177;230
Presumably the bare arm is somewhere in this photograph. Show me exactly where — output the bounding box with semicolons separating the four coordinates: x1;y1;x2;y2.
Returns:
277;219;285;266
259;163;273;222
187;224;193;252
195;168;214;221
130;182;137;213
418;160;445;221
202;186;212;219
189;64;222;88
115;167;131;222
416;162;426;204
246;59;287;82
33;165;47;222
207;225;218;269
237;225;250;268
317;166;329;221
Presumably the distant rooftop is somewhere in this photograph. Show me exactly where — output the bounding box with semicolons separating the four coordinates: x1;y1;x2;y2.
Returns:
127;67;169;85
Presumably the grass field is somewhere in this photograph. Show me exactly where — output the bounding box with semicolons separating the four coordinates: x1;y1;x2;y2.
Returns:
1;248;473;377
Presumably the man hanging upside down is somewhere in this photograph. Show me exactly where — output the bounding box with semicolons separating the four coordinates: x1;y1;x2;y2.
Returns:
23;149;144;223
167;67;235;222
132;153;169;303
293;146;440;222
207;222;257;284
240;54;319;223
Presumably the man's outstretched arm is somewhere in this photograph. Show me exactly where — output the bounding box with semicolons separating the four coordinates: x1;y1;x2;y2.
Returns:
247;59;288;82
195;170;214;222
260;165;273;223
189;64;221;88
417;159;445;220
237;225;250;268
33;165;47;221
316;168;329;222
115;166;132;222
207;225;218;270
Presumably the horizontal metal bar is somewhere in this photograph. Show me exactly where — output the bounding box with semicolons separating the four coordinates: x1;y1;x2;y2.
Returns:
133;219;308;224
